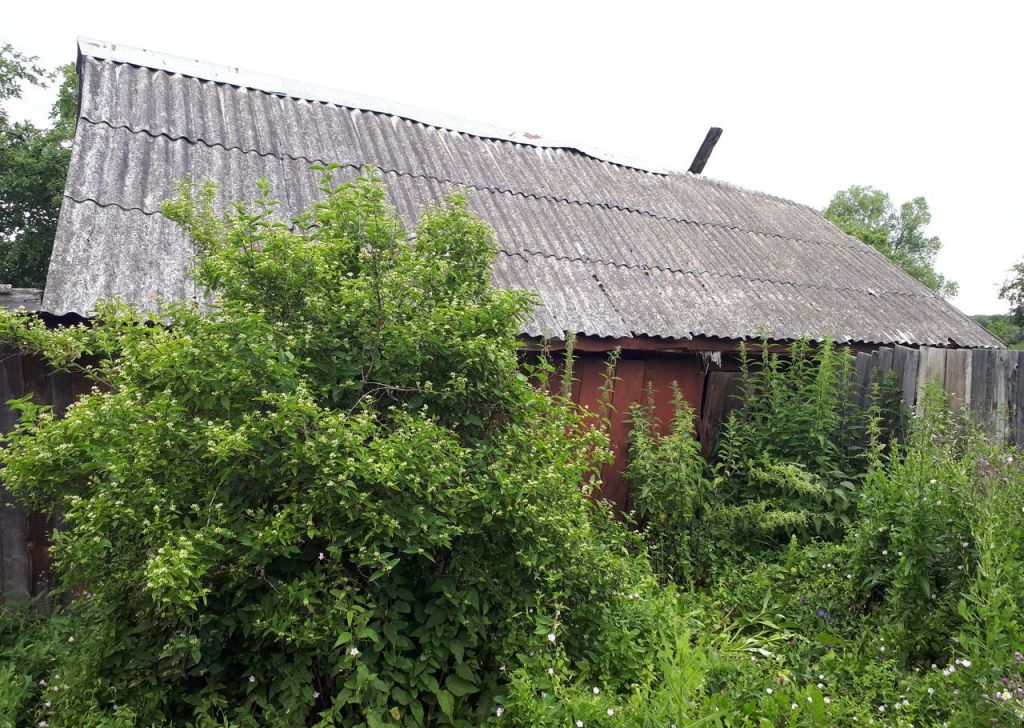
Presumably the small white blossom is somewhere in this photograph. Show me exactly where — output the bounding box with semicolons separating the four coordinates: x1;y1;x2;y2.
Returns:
607;708;615;716
67;636;75;643
349;646;360;657
546;667;554;675
879;704;886;712
576;721;584;727
318;552;325;561
807;696;813;703
547;632;556;643
791;703;798;710
927;687;934;695
248;675;256;683
495;706;504;717
766;688;773;694
592;687;600;695
961;659;971;668
929;479;937;484
882;550;889;556
824;696;831;704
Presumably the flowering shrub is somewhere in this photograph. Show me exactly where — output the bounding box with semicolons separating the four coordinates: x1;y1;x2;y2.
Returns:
0;171;665;726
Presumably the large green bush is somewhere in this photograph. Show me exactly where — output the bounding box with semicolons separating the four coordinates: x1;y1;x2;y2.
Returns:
0;170;668;726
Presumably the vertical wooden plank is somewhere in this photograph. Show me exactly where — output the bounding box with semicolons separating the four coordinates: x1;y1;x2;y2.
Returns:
698;371;743;459
916;347;947;412
575;356;609;415
993;350;1014;442
892;345;920;411
876;346;894;374
944;349;971;413
598;359;646;514
1014;351;1024;447
853;352;874;409
641;356;704;435
970;349;996;433
0;346;30;605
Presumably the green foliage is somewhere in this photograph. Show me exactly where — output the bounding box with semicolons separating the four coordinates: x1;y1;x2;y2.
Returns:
626;387;712;585
0;44;77;287
711;339;884;553
824;185;958;298
972;312;1024;349
1000;257;1024;328
0;171;673;726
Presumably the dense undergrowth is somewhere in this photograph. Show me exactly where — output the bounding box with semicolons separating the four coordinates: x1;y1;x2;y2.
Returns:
0;171;1020;726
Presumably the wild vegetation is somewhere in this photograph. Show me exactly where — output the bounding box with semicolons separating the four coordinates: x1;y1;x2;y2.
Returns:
0;172;1021;727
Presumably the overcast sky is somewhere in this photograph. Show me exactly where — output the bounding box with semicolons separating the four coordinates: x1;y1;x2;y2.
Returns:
5;1;1022;314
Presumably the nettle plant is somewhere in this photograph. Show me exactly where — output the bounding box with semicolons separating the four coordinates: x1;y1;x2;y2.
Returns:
710;339;894;553
0;169;663;727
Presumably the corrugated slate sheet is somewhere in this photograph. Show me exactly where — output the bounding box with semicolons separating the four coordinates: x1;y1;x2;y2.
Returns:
44;40;1002;348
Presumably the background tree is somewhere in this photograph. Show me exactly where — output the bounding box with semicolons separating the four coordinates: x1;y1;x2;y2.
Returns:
0;44;77;288
824;185;958;298
999;258;1024;326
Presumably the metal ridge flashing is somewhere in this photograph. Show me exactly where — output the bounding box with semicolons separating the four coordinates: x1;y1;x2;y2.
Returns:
76;37;675;176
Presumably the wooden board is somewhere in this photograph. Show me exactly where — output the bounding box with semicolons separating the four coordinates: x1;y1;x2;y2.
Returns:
0;346;30;604
916;347;947;411
944;349;971;413
699;371;743;459
597;359;647;513
640;357;703;435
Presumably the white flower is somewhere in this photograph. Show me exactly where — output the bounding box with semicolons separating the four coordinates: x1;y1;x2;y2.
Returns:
927;687;934;694
248;675;256;683
880;645;886;652
576;721;584;727
824;696;831;704
882;550;889;556
547;632;556;643
592;687;600;695
313;691;319;698
936;500;942;506
898;551;904;557
547;667;554;675
961;659;971;668
499;665;506;672
929;479;937;484
807;696;813;703
349;646;360;656
38;722;47;727
1008;456;1014;464
819;674;825;680
67;636;75;643
962;541;970;548
817;683;824;689
879;704;886;712
495;706;504;717
766;688;773;694
607;708;615;716
318;552;325;561
791;703;798;710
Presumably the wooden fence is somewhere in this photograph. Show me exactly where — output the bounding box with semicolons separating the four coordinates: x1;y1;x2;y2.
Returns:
699;345;1024;454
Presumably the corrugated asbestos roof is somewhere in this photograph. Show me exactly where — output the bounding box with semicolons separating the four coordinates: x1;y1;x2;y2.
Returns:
44;38;1002;348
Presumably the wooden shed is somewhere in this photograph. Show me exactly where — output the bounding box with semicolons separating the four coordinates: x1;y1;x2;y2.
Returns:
31;39;1004;519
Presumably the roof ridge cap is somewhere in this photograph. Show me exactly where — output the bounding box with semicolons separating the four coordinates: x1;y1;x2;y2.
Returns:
77;37;678;176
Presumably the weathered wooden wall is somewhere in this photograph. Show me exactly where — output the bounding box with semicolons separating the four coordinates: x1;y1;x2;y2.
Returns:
2;343;1021;605
0;348;87;608
698;345;1024;453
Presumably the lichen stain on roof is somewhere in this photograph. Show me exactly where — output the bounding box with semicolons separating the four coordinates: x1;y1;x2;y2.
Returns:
44;38;1002;348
